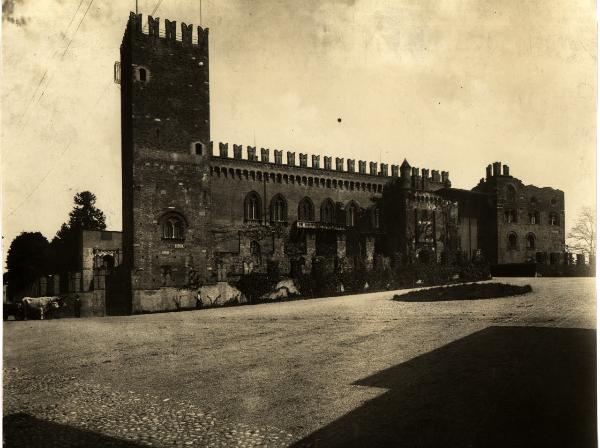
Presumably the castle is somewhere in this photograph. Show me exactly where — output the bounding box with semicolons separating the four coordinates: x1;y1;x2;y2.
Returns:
116;13;565;314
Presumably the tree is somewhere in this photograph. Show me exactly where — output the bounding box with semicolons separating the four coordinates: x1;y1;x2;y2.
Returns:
568;207;596;261
49;191;107;272
6;232;50;299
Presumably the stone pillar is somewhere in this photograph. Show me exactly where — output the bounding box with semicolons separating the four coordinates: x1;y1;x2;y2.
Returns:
365;236;375;270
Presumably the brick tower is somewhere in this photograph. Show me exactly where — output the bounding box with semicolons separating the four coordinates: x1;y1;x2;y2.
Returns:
119;12;212;312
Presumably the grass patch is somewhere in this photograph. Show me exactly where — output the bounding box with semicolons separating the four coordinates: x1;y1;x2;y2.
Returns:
393;282;533;302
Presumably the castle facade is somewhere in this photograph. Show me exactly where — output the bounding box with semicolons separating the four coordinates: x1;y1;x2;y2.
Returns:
118;13;565;313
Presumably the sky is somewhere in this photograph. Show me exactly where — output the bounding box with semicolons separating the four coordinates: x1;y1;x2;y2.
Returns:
1;0;597;260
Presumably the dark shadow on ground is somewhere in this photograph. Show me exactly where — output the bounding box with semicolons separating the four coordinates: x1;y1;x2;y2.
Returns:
3;413;147;448
294;326;597;448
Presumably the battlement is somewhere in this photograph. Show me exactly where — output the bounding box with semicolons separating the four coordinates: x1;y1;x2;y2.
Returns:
125;12;209;49
209;141;450;183
485;161;511;179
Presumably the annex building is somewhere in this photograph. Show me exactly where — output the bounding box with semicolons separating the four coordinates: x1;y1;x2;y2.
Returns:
114;13;565;314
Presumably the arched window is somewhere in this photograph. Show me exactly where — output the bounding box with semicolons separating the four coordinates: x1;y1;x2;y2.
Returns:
298;197;315;222
526;233;536;250
549;212;560;226
505;209;518;223
250;241;261;257
320;199;335;224
508;232;518;250
506;185;517;202
195;142;203;155
244;192;262;221
135;66;150;83
529;211;539;224
270;194;287;223
161;213;186;240
347;202;359;227
372;207;381;229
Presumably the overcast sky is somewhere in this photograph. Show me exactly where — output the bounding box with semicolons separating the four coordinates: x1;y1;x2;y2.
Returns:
2;0;596;259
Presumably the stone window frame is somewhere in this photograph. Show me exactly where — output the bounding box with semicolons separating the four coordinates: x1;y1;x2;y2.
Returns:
506;184;517;202
504;209;518;224
507;232;518;250
549;212;560;226
298;197;315;222
346;201;360;227
528;210;540;225
525;232;536;250
372;206;381;229
270;194;288;224
159;212;187;241
133;65;151;83
244;191;262;222
191;141;205;156
320;199;336;224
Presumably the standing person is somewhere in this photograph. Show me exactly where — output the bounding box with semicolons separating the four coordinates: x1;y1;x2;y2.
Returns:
74;295;81;318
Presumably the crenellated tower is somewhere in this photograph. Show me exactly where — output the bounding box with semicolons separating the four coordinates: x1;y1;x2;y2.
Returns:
119;12;212;310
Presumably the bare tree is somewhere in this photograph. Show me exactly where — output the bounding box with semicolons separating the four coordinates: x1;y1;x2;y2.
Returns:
568;207;596;260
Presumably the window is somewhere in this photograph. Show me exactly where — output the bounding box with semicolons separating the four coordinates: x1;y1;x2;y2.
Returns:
506;185;517;202
270;195;287;223
161;214;185;240
508;233;518;250
320;199;335;224
529;211;539;224
421;210;429;221
373;207;381;229
347;202;359;227
135;66;150;83
195;142;203;155
505;209;518;223
244;192;262;221
250;241;261;257
298;197;315;222
526;233;536;250
549;212;560;226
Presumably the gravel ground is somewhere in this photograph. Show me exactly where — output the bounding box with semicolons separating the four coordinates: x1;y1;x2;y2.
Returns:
3;277;596;447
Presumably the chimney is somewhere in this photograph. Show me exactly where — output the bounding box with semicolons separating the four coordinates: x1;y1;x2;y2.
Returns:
503;164;510;176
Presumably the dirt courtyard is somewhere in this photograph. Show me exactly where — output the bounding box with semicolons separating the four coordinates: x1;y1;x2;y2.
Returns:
3;277;597;447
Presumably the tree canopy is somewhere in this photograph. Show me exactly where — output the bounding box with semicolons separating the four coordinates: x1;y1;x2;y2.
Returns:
49;191;107;272
568;207;596;261
6;232;50;296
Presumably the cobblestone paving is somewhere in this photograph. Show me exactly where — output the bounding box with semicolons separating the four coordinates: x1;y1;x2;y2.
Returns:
4;368;295;447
